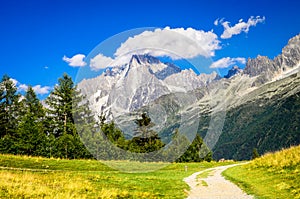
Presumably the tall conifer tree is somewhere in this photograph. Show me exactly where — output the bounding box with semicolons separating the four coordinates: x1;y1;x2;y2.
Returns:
45;73;92;159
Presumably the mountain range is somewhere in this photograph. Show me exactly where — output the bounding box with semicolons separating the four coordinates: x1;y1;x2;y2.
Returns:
78;54;220;120
78;33;300;160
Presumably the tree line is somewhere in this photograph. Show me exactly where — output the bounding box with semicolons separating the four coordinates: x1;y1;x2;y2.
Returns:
0;73;212;162
0;74;92;159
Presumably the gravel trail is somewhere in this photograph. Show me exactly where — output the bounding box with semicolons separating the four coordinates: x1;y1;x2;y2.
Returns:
184;163;253;199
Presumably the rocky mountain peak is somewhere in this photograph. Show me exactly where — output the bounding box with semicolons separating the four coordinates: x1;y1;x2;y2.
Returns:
275;33;300;70
287;33;300;45
129;54;161;66
243;55;274;77
128;54;181;80
243;33;300;85
224;66;243;79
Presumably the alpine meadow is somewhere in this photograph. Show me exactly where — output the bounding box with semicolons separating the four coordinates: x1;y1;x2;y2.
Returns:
1;1;300;198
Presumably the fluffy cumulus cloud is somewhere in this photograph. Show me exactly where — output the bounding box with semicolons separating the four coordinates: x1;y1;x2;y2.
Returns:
65;22;266;71
115;27;220;59
90;54;114;71
18;84;28;91
210;57;246;68
32;85;52;95
216;16;265;39
63;54;87;67
87;27;221;71
10;78;51;95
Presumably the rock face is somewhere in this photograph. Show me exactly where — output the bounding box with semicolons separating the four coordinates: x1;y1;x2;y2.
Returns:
243;33;300;85
107;55;170;116
275;34;300;70
224;66;243;79
244;55;276;78
155;62;181;80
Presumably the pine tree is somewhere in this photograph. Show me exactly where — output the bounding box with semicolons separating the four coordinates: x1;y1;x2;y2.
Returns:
129;113;165;153
161;129;190;162
16;86;47;156
176;134;212;162
0;75;21;154
0;75;20;138
46;74;75;138
252;148;260;159
45;73;92;159
134;113;155;138
22;86;45;117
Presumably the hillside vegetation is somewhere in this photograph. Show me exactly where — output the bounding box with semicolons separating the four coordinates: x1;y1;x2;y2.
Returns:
213;73;300;160
223;145;300;199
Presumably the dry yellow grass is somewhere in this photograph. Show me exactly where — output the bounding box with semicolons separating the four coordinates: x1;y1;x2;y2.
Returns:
0;170;96;198
251;145;300;170
223;145;300;199
0;170;154;199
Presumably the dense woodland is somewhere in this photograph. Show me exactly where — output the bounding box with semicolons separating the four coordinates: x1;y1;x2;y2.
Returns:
0;74;212;162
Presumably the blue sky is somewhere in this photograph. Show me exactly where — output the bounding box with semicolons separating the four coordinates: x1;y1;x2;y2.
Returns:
0;0;299;98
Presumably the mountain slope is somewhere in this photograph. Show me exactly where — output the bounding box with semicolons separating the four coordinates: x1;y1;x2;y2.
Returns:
213;72;300;160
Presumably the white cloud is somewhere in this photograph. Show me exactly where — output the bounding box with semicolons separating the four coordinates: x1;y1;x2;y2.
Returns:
88;27;221;71
9;78;51;95
216;16;265;39
18;84;28;91
32;85;52;95
115;27;221;59
210;57;246;68
214;19;219;26
214;18;224;26
9;78;18;86
63;54;87;67
90;54;114;71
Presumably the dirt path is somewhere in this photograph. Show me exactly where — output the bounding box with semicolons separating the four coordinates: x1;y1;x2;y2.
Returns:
184;163;253;199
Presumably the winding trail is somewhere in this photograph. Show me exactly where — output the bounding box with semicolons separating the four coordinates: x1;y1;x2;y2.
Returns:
184;163;253;199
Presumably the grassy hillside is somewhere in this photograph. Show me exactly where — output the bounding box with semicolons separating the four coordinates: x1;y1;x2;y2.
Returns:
223;145;300;199
0;154;233;198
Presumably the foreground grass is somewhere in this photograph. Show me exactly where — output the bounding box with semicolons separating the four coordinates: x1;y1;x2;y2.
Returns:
0;154;234;198
223;145;300;199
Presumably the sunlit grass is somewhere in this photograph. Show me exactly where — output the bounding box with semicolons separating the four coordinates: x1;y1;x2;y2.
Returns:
0;170;95;199
223;145;300;199
251;145;300;170
0;154;236;198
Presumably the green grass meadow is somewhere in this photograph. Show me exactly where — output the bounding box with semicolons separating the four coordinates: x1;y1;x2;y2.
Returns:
223;145;300;199
3;145;299;198
0;154;233;198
